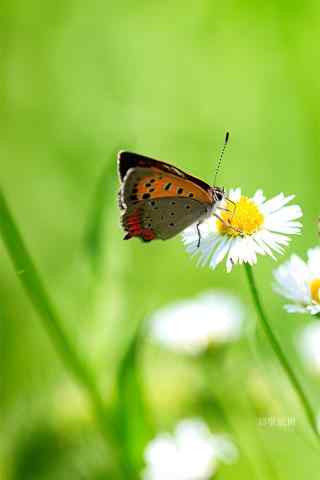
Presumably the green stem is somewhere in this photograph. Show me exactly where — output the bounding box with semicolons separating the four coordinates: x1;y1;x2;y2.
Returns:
244;263;319;441
201;353;277;480
0;189;110;444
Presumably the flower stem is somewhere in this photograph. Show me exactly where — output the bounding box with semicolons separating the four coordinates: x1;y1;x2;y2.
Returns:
200;353;270;480
244;263;319;441
0;189;111;446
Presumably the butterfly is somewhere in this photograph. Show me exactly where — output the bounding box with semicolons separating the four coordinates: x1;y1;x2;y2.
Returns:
118;133;234;246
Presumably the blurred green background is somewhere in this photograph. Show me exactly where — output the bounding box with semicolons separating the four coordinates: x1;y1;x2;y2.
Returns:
1;1;320;478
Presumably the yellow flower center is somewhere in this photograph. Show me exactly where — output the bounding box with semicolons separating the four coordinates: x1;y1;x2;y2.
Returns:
217;196;264;237
310;278;320;303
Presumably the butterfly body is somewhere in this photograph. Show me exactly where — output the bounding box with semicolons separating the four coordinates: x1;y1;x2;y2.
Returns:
118;151;225;243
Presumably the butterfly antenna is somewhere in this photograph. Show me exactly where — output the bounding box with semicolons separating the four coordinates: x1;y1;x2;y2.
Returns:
214;131;229;184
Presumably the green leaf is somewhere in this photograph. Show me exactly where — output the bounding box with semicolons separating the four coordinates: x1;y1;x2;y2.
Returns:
115;324;154;477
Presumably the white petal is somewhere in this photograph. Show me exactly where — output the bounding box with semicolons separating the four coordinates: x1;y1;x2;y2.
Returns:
297;323;320;374
252;189;266;205
265;222;302;235
143;418;237;479
258;230;290;255
284;304;308;314
273;254;310;304
253;231;276;259
149;291;245;354
209;237;232;270
264;205;303;234
197;235;221;267
226;236;243;269
228;188;241;202
307;304;320;315
307;247;320;278
260;193;295;215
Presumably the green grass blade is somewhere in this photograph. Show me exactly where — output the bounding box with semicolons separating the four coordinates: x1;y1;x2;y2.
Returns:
115;325;154;477
0;188;110;443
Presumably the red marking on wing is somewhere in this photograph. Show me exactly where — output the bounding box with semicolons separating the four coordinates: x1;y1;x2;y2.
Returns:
122;210;156;242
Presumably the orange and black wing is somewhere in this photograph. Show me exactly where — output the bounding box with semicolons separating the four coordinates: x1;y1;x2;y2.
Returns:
118;151;212;192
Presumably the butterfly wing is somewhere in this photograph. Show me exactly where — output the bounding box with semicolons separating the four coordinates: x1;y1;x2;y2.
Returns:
118;151;212;193
118;151;214;242
120;166;213;206
122;197;210;241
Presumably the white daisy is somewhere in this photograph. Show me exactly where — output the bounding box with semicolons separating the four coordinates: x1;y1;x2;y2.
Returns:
142;418;238;480
273;247;320;315
297;322;320;374
149;291;244;355
182;188;302;272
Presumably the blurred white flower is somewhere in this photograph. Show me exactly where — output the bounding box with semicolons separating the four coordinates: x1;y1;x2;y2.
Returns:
142;418;238;480
297;322;320;374
273;247;320;315
182;188;302;272
149;291;244;355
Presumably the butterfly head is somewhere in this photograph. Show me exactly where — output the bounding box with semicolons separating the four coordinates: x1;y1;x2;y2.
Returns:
212;186;225;204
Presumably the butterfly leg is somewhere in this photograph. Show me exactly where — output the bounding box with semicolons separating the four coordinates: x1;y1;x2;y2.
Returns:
225;197;237;224
216;206;231;213
196;222;202;248
213;212;242;235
